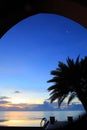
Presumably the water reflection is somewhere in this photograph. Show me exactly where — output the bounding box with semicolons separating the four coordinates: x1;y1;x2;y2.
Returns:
0;111;42;120
0;111;85;126
0;111;43;126
0;119;41;126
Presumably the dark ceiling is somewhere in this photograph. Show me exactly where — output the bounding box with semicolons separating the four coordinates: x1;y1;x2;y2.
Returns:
72;0;87;6
0;0;87;38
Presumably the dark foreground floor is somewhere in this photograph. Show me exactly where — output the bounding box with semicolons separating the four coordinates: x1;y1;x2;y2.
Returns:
53;113;87;130
0;114;87;130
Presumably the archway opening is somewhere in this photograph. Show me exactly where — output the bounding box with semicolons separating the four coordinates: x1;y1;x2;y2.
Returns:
0;13;87;126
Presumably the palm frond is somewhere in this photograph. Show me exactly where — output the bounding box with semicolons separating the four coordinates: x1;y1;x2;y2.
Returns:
67;57;74;68
47;77;58;83
68;92;77;104
47;55;87;112
58;95;67;106
51;70;59;75
49;93;59;103
47;84;58;91
75;55;80;65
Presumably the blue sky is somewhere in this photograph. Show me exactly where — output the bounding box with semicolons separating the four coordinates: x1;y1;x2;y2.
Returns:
0;13;87;106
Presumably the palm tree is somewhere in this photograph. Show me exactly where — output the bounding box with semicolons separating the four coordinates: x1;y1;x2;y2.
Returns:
47;56;87;112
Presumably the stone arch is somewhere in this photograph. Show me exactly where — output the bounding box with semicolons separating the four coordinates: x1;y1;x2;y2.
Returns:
0;0;87;38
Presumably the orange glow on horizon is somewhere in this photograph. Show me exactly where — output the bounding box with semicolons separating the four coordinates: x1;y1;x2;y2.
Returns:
6;96;44;104
0;119;41;126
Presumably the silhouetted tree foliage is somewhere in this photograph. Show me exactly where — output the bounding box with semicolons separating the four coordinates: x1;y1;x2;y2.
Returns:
47;56;87;112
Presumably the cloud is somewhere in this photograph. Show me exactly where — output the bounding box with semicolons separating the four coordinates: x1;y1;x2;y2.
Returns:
0;100;84;111
0;100;11;104
0;96;10;100
11;103;37;108
14;91;21;93
0;96;12;106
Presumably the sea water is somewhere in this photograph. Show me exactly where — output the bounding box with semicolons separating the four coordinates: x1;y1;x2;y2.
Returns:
0;111;85;126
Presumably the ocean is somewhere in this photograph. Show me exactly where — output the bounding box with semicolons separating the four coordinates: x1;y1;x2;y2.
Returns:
0;111;85;127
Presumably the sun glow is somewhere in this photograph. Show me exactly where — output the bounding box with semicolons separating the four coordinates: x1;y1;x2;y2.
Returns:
7;96;44;104
8;97;29;104
0;119;41;126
